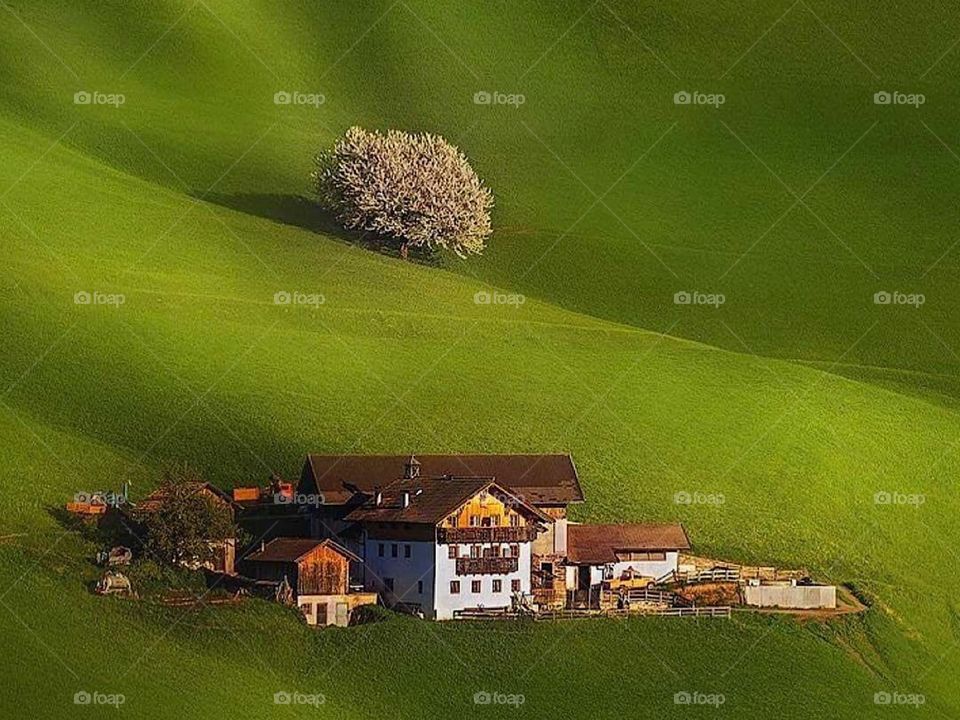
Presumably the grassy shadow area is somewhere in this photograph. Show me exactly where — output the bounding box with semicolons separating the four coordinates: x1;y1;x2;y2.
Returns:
204;193;442;266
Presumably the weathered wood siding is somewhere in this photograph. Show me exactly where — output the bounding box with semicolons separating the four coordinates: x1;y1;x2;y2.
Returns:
297;544;350;596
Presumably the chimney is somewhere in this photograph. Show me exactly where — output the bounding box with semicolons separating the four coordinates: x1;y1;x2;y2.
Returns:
403;455;421;479
260;539;265;553
402;491;410;508
374;488;383;506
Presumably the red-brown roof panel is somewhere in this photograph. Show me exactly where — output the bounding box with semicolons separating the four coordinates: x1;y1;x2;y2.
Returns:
301;454;583;506
566;523;690;564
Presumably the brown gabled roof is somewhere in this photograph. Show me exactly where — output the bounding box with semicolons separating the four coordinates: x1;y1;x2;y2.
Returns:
344;477;552;525
243;537;361;564
134;482;233;513
300;454;583;505
566;523;690;565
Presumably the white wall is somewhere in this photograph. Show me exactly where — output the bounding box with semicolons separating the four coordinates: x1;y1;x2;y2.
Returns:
568;552;681;590
744;584;836;609
609;551;679;583
531;517;568;556
433;542;531;620
362;538;436;615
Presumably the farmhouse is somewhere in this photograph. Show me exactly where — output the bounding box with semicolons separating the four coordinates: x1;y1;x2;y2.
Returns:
239;537;377;626
298;454;583;608
289;453;699;617
344;475;551;620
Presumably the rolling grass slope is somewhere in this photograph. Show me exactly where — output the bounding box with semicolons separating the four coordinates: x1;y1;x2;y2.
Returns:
3;0;960;382
0;1;958;717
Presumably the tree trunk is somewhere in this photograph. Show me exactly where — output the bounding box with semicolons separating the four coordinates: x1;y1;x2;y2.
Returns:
399;242;410;260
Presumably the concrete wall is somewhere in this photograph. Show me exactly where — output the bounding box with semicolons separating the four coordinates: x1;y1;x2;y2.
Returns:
744;584;836;609
298;592;378;627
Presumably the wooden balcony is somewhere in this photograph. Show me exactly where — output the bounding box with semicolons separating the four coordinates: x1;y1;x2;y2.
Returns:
437;526;536;544
455;557;518;575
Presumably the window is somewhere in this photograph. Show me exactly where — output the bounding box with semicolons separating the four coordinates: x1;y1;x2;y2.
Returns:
541;562;554;589
470;545;481;558
377;543;384;557
417;580;423;595
448;545;459;559
391;544;398;558
509;544;520;558
481;516;492;527
492;515;501;526
469;515;480;527
450;580;460;594
471;580;481;594
492;579;502;593
404;544;411;558
511;579;521;593
619;551;667;562
509;514;520;527
299;602;313;615
384;578;394;591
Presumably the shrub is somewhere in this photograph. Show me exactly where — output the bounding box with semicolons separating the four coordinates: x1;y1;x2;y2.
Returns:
312;126;494;258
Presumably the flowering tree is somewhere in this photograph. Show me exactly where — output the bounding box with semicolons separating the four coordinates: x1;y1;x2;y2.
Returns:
312;126;494;258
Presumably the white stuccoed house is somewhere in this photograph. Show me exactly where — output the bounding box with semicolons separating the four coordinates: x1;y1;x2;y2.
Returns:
344;471;551;620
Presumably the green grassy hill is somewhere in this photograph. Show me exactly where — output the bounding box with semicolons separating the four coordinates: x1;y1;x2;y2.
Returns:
1;1;958;717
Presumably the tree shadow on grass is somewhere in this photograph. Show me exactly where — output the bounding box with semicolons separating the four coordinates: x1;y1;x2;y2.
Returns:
203;193;441;266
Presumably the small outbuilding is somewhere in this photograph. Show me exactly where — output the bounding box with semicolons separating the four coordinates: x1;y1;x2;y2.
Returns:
565;523;690;607
240;538;377;626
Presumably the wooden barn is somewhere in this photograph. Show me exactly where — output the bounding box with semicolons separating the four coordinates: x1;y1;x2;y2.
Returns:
240;538;377;626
